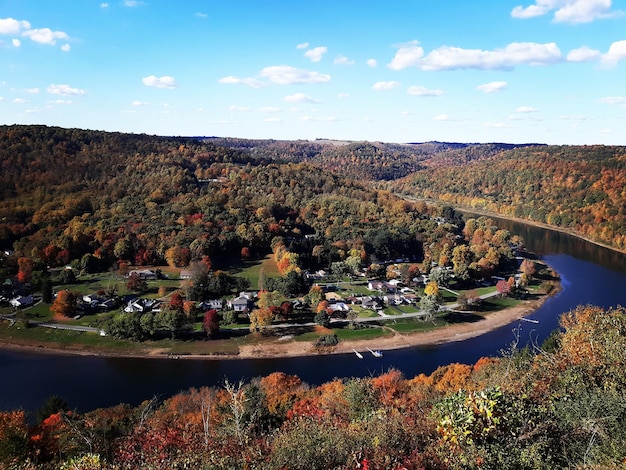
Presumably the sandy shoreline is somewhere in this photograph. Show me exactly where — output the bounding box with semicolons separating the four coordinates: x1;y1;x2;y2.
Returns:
0;297;549;362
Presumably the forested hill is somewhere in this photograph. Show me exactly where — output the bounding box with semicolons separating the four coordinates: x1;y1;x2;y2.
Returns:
206;137;538;181
0;125;463;270
389;145;626;251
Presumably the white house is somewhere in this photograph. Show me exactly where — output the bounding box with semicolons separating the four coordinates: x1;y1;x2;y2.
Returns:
9;295;34;309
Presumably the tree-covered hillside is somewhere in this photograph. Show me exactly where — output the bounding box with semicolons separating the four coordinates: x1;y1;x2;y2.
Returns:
0;125;461;276
390;145;626;250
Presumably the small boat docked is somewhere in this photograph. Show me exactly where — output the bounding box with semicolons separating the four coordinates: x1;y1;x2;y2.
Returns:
520;317;539;324
353;349;363;359
366;347;383;357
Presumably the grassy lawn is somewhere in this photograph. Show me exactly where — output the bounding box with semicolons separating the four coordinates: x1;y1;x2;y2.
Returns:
383;317;447;334
334;326;390;341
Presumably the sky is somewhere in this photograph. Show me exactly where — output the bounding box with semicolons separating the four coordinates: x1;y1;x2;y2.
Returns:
1;0;625;145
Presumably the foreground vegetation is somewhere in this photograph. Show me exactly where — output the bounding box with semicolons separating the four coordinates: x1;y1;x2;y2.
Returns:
1;305;625;469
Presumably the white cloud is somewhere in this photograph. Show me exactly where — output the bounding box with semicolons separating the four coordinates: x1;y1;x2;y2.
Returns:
61;43;70;52
366;58;378;68
388;40;425;70
421;42;561;71
265;118;282;123
296;42;309;49
259;65;331;85
12;38;20;47
47;84;86;96
334;55;355;65
601;40;626;66
142;75;178;89
567;45;601;62
372;81;400;91
477;81;508;93
22;87;39;94
516;106;539;112
260;106;281;113
123;0;142;6
100;3;109;8
511;0;618;23
304;46;328;62
132;100;149;106
599;96;626;105
218;76;264;88
433;113;450;121
0;18;31;35
13;98;30;103
284;93;320;104
22;27;69;45
196;12;208;18
337;92;350;98
406;85;443;96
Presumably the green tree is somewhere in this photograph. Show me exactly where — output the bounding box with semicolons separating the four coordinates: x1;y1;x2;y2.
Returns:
314;311;331;328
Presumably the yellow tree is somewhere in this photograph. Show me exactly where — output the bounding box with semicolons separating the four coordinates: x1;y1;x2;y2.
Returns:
249;308;274;334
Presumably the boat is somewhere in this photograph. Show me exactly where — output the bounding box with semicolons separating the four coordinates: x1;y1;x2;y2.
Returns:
353;349;363;359
520;317;539;324
366;347;383;358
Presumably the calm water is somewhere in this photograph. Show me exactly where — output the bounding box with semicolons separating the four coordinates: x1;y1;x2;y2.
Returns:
1;218;625;414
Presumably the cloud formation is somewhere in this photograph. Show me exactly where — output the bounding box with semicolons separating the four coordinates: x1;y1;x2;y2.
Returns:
218;76;264;88
388;41;424;70
421;42;561;71
511;0;618;24
259;65;331;85
477;81;508;93
567;45;601;62
406;86;443;96
142;75;178;89
47;84;86;97
23;27;69;45
0;17;69;48
284;93;320;104
304;46;327;62
0;17;30;34
388;40;561;71
602;40;626;66
372;81;400;91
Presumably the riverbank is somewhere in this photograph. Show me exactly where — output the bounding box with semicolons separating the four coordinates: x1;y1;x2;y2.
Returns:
0;294;550;361
238;299;546;359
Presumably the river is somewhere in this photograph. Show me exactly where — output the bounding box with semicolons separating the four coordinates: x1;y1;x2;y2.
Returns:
1;217;625;415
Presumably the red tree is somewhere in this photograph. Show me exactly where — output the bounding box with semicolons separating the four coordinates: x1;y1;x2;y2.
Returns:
17;257;33;283
202;309;220;339
169;292;184;312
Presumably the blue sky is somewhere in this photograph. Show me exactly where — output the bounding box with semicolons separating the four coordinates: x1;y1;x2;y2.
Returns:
1;0;625;144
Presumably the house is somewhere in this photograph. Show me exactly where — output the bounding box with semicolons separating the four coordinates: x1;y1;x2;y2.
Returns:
9;295;34;309
384;293;404;305
128;269;158;280
328;302;350;314
197;299;224;311
239;291;258;300
367;280;393;292
179;270;193;279
228;296;251;312
124;298;161;313
361;295;383;310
